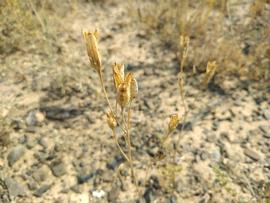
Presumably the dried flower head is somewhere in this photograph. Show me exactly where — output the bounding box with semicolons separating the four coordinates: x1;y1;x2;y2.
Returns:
180;35;190;52
83;29;102;72
130;75;138;100
168;114;180;133
125;72;138;101
117;82;130;109
106;111;117;130
112;63;125;90
203;61;217;86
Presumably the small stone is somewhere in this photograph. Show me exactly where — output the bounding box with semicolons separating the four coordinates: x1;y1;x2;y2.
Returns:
200;152;208;161
10;118;25;130
262;110;270;120
38;137;48;149
50;160;66;177
32;165;50;183
34;184;51;197
26;137;37;149
18;135;27;144
26;110;45;126
244;148;261;161
27;178;38;191
106;155;125;170
77;169;102;184
34;152;48;163
7;145;26;166
143;188;155;203
5;177;27;197
210;149;221;163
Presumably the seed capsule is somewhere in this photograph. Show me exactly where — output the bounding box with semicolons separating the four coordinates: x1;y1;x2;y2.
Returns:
130;76;138;100
112;63;124;90
117;83;130;109
106;111;117;130
83;30;102;72
203;61;217;86
168;114;180;133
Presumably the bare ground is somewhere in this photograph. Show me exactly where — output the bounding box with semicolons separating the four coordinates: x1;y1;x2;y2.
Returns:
0;1;270;203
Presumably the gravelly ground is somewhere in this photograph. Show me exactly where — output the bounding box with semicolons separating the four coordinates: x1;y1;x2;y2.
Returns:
0;1;270;203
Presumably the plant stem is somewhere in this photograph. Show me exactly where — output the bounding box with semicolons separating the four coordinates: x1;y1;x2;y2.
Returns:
127;102;135;180
98;70;127;134
112;129;130;162
98;71;113;113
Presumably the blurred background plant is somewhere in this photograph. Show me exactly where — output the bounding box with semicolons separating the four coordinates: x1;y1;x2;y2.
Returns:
128;0;270;82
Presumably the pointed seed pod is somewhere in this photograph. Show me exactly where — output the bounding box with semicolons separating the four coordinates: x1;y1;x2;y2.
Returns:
83;29;102;72
168;114;180;133
117;82;130;109
180;35;190;50
130;75;138;100
203;61;217;86
106;111;117;130
112;63;124;90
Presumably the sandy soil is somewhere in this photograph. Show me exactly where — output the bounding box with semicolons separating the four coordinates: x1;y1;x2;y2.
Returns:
0;1;270;203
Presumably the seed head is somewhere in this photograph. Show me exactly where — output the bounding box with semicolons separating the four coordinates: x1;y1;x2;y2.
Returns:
168;114;180;133
203;61;217;86
130;75;138;100
112;63;125;90
83;29;102;72
180;35;189;48
125;72;138;101
117;82;130;109
106;111;117;130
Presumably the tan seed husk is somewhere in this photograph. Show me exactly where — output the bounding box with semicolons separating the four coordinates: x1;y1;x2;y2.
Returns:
203;61;217;86
106;111;117;130
112;63;124;90
117;82;130;109
83;30;102;72
168;114;180;133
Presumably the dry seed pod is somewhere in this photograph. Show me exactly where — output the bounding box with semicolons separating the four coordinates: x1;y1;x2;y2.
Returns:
106;111;117;130
112;63;124;90
116;63;125;81
130;75;138;100
180;35;190;50
168;114;180;133
117;82;130;109
203;61;217;86
83;30;102;72
125;72;138;99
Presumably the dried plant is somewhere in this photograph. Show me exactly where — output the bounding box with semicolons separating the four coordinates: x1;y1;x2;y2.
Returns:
83;29;221;195
83;30;139;183
128;0;270;82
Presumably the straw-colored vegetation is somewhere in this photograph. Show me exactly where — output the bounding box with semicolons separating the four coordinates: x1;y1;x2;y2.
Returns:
129;0;270;82
1;0;269;202
82;27;219;195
